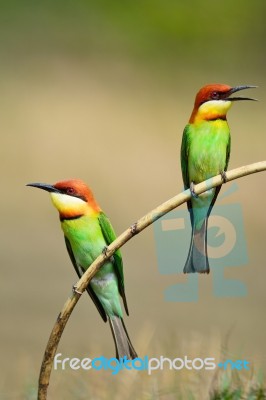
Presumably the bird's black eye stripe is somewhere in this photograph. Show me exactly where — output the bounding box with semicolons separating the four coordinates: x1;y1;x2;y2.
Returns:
76;195;87;202
70;193;87;202
200;91;229;105
60;188;87;202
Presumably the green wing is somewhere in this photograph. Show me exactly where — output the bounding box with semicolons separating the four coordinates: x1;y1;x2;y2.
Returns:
64;236;107;322
98;212;129;315
181;124;190;190
225;133;231;171
181;124;193;216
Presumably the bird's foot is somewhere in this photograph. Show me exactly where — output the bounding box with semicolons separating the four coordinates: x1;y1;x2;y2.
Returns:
102;246;109;257
102;246;115;263
130;222;138;235
190;182;198;198
72;284;82;295
220;171;228;183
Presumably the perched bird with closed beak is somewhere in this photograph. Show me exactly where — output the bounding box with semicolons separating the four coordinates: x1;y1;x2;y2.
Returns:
181;83;257;274
27;179;137;359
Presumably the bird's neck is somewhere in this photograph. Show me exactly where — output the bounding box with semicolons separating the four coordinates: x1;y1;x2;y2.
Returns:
50;192;100;221
189;100;232;123
59;205;99;221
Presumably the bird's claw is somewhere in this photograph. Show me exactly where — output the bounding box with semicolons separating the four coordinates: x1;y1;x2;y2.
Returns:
221;171;228;183
130;223;137;235
102;246;115;262
190;182;198;198
102;246;108;257
72;284;82;295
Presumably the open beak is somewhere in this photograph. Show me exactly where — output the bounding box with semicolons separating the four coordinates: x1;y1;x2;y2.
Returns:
26;183;60;193
225;85;258;101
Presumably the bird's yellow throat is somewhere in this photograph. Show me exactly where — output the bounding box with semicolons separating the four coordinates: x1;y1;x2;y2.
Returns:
194;100;232;123
50;192;87;216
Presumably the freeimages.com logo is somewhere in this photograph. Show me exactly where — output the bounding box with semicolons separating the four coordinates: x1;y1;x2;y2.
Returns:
153;183;248;301
54;353;250;375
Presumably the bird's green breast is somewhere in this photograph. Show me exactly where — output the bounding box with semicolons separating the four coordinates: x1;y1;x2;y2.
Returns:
61;215;109;271
187;120;230;184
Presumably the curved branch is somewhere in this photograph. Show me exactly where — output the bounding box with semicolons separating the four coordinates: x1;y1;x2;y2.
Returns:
38;160;266;399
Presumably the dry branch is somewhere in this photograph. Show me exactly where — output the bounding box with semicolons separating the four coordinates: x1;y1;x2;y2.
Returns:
38;160;266;400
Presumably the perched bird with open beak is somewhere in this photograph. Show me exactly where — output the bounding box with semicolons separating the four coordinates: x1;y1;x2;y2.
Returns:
181;83;257;274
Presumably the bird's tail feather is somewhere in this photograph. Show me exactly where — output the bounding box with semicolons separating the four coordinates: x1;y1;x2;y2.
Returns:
183;217;210;274
109;316;138;359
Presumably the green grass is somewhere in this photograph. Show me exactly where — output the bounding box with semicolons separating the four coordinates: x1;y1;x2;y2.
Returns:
211;384;266;400
210;370;266;400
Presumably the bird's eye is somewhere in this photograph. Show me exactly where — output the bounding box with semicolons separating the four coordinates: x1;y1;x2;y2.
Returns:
66;187;75;195
211;91;220;100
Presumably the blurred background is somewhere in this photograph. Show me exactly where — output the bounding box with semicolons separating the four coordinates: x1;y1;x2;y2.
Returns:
1;1;265;398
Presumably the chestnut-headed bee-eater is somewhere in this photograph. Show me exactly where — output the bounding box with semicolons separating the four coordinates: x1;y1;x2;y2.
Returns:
27;179;137;359
181;84;257;274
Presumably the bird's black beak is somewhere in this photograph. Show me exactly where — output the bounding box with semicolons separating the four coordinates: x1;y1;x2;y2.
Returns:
225;85;258;102
26;183;60;193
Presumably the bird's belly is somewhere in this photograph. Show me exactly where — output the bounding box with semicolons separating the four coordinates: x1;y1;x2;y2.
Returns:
90;271;122;317
91;271;117;290
189;154;225;183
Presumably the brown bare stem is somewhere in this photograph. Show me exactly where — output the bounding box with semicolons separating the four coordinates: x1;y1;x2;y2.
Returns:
38;160;266;400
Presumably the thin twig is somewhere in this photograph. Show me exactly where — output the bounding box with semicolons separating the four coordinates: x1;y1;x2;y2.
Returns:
38;161;266;400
